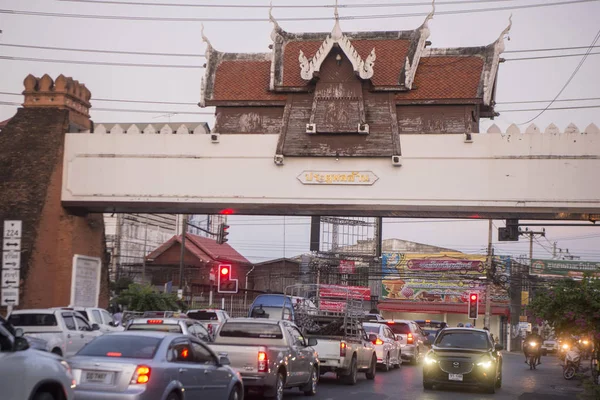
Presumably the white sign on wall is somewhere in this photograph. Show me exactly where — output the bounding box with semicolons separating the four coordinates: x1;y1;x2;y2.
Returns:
2;220;22;307
70;255;102;308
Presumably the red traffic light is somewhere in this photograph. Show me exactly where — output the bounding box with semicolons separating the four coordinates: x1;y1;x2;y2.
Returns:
470;294;477;301
220;266;230;275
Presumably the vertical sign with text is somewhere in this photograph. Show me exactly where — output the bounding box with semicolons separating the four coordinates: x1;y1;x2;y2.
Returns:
2;220;22;306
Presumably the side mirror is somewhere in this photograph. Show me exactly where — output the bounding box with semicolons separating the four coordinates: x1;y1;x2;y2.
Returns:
14;328;24;338
108;321;116;327
494;343;504;351
368;334;377;342
91;324;101;331
307;338;318;347
219;356;231;366
14;337;30;351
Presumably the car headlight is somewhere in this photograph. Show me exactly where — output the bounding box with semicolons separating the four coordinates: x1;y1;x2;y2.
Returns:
424;355;438;365
562;344;569;350
529;342;538;347
476;357;494;369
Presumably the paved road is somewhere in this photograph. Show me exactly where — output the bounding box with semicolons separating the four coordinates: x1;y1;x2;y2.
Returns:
259;352;585;400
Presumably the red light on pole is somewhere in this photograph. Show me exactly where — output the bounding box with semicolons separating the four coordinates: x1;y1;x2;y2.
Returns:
220;266;229;275
220;208;234;215
470;294;477;301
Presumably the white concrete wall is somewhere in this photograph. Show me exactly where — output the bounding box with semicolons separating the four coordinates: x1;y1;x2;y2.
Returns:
62;132;600;217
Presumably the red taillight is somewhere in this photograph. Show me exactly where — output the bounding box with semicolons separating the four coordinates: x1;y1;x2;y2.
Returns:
374;338;384;345
207;324;213;334
258;348;268;373
340;341;347;357
147;320;163;324
407;333;414;344
131;366;151;384
106;352;122;357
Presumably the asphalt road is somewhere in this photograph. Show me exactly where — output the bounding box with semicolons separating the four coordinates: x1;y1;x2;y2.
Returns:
264;352;586;400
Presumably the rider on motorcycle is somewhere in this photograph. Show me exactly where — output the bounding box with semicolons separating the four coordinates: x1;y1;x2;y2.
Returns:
524;328;543;366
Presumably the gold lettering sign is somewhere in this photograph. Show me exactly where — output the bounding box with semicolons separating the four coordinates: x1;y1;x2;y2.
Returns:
297;171;379;186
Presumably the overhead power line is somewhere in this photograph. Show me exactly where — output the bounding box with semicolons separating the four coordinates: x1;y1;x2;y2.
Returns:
505;45;600;53
498;105;600;112
1;1;596;23
0;55;203;69
496;97;600;105
518;27;600;125
57;0;518;8
505;51;600;61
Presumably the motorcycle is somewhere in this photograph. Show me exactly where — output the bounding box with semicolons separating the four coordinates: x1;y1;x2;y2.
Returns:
564;346;590;380
524;340;541;370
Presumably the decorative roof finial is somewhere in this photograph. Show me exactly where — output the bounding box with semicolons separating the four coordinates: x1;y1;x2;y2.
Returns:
331;0;343;40
269;1;280;30
497;14;512;43
201;23;212;50
424;0;435;27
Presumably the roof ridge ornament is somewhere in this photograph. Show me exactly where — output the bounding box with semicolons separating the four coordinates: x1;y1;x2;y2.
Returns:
269;1;283;42
199;23;214;108
482;14;512;105
299;0;376;81
403;0;435;89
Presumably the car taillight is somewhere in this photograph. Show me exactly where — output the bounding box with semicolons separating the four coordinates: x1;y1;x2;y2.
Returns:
147;320;163;324
340;341;347;357
407;333;414;344
131;366;151;384
258;348;268;373
374;338;384;345
207;324;213;334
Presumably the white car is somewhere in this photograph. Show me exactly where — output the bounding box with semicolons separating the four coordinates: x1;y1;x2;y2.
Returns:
363;322;402;371
52;307;124;332
0;320;75;400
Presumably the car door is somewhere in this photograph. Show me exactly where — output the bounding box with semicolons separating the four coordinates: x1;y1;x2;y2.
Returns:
414;323;427;354
359;329;373;369
0;325;27;400
168;338;205;397
190;339;230;398
385;327;400;363
61;312;85;356
282;324;305;385
287;325;312;383
74;314;100;348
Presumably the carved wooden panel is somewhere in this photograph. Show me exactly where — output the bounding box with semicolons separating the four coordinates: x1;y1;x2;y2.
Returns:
397;105;476;134
214;107;284;134
310;51;365;134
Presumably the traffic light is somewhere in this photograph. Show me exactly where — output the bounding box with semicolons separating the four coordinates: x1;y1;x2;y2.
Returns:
216;223;230;245
217;264;238;294
468;293;479;319
498;219;519;241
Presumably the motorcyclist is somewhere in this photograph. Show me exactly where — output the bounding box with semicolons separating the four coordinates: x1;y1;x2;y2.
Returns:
524;328;543;365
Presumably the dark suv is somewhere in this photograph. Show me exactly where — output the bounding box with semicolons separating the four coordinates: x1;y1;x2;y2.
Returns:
423;328;503;393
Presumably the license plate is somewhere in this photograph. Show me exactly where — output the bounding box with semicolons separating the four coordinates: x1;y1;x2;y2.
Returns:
448;373;463;381
84;371;113;384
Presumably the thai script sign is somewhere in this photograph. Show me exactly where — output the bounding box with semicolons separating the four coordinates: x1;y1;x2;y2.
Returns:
530;258;600;277
319;284;371;300
297;171;379;185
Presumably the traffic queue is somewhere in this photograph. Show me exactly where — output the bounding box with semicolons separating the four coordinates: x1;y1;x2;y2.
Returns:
1;285;510;400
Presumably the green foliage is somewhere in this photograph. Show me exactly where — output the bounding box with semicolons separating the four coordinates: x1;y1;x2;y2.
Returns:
115;283;185;312
110;277;134;295
528;276;600;341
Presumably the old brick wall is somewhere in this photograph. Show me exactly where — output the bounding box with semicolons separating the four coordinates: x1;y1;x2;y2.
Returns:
0;107;107;311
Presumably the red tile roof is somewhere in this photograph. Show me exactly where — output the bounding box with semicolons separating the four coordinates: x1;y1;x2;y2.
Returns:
396;56;484;100
281;39;411;87
0;118;12;128
213;60;286;102
378;301;509;316
146;233;250;265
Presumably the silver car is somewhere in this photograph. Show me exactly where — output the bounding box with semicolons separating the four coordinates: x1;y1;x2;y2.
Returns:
126;318;213;342
0;320;75;400
69;332;243;400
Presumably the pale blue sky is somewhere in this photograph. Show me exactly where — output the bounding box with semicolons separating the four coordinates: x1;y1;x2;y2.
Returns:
1;0;599;262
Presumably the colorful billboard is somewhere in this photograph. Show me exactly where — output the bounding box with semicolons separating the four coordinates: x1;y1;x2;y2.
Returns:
530;258;600;277
381;253;510;305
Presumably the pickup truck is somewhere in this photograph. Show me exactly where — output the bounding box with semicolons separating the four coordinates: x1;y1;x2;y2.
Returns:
53;307;124;332
209;318;319;400
186;308;230;337
303;314;377;385
8;309;103;357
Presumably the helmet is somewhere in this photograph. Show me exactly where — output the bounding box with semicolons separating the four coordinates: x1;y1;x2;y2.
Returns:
457;323;464;327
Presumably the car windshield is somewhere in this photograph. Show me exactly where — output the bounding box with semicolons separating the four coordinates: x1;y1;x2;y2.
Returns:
363;325;380;334
77;335;162;359
435;331;490;350
386;323;411;335
219;323;283;339
417;321;446;329
8;313;57;326
187;311;218;321
128;323;182;333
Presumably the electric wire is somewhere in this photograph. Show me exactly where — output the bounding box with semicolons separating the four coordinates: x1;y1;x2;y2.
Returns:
1;0;596;23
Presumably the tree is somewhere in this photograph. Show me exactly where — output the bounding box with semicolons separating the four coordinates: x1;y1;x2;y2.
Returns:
115;283;184;312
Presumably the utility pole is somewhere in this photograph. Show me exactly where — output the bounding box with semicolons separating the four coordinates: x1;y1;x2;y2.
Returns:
553;242;557;259
141;217;148;283
178;215;188;290
484;220;493;329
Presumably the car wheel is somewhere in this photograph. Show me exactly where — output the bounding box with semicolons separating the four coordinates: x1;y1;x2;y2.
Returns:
423;381;433;390
301;367;318;396
33;393;55;400
229;385;242;400
166;392;180;400
51;348;62;357
366;355;377;380
393;349;401;369
383;353;391;372
341;356;358;385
